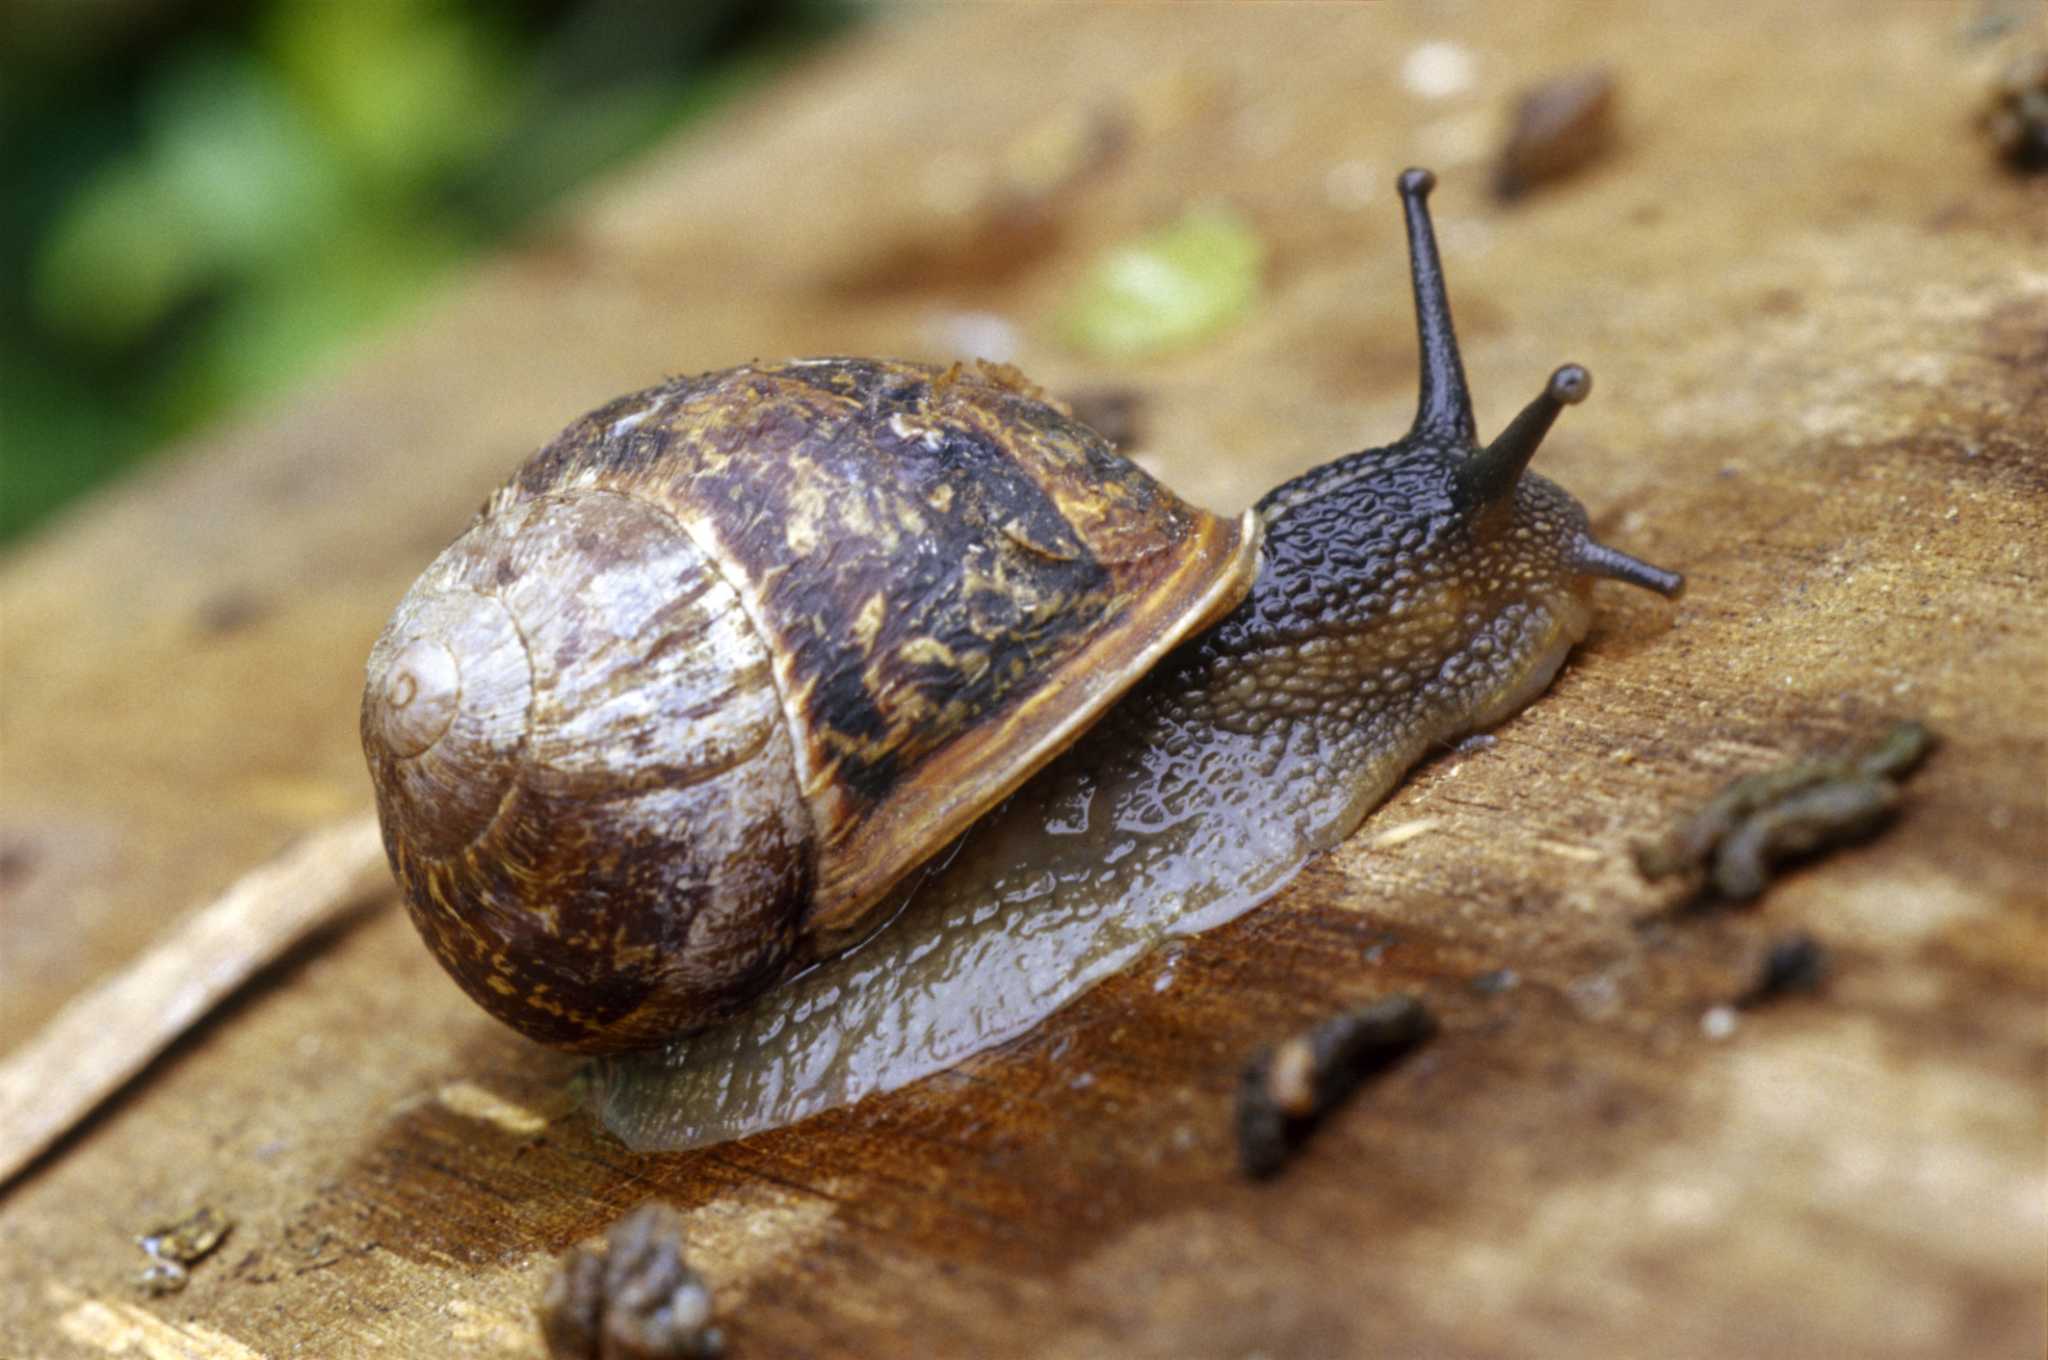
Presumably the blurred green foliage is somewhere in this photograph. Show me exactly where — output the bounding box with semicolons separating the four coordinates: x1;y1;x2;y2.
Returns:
1;0;857;544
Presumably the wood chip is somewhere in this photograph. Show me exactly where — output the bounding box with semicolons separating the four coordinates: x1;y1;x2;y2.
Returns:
0;814;388;1188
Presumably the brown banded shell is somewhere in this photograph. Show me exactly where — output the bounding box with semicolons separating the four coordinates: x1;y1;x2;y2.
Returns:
363;358;1260;1052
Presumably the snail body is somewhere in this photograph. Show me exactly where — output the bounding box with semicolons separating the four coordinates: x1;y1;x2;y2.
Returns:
365;170;1681;1130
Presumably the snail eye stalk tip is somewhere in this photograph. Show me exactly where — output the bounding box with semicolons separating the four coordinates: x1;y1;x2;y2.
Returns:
1399;166;1438;198
1548;363;1591;405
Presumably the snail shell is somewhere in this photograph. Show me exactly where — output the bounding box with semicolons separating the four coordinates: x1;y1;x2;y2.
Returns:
363;358;1258;1053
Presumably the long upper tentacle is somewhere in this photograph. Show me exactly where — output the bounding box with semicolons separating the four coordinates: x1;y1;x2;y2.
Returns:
1398;168;1476;445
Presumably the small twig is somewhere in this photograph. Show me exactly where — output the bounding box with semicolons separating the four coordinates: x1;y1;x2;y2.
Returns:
0;812;390;1190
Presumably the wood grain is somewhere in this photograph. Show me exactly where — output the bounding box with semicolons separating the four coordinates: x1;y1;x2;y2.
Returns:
2;4;2042;1357
0;815;385;1189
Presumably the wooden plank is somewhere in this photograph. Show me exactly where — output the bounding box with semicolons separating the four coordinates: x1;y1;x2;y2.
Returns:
3;3;2043;1357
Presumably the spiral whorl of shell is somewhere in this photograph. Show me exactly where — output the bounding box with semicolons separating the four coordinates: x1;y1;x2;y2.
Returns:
362;489;812;1052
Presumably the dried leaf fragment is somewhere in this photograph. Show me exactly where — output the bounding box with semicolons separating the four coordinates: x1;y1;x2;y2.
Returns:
134;1205;233;1296
538;1203;724;1360
1634;720;1935;901
1981;50;2048;171
1734;932;1829;1008
1494;67;1618;200
1236;995;1437;1179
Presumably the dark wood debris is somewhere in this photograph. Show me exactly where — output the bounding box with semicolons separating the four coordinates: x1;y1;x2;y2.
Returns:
1236;995;1437;1180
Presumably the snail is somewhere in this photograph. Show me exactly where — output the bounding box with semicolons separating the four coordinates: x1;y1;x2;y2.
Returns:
363;169;1682;1143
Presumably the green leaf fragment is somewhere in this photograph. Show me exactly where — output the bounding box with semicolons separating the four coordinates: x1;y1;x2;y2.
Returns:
1059;206;1265;360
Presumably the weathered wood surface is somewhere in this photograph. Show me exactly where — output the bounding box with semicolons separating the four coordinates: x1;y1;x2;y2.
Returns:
3;3;2043;1356
0;814;386;1187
